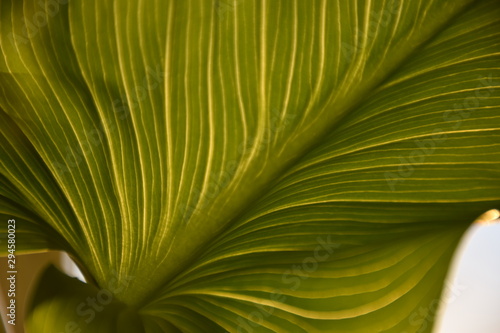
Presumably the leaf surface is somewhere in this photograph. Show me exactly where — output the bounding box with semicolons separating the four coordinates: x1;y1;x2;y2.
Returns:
0;0;499;332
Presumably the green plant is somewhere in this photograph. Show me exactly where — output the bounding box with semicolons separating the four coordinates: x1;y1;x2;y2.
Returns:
1;0;499;332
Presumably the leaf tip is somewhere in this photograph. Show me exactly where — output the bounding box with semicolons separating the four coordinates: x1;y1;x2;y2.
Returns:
474;209;500;225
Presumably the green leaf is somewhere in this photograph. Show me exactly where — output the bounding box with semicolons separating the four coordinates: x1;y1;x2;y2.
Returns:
0;110;69;254
1;0;499;332
25;265;143;333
